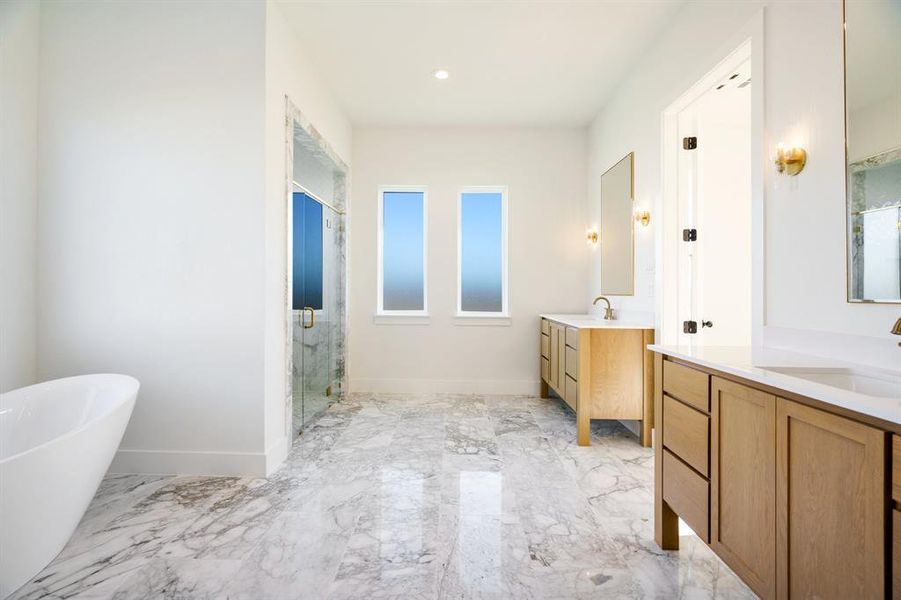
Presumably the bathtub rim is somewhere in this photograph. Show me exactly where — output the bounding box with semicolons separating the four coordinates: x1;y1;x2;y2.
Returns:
0;373;140;466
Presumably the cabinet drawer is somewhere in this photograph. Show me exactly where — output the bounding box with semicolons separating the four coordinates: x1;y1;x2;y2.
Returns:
565;327;579;349
565;375;578;410
541;334;550;359
663;449;709;542
541;319;549;335
565;346;579;379
541;357;549;382
663;360;710;412
893;436;901;504
663;395;709;477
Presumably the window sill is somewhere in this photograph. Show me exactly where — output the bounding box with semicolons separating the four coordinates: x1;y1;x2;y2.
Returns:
453;314;512;326
373;314;431;325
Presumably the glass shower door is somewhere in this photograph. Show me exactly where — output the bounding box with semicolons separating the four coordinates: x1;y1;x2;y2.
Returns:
292;190;340;437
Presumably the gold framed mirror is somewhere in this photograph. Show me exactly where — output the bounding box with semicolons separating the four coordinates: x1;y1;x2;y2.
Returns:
844;0;901;303
600;152;634;296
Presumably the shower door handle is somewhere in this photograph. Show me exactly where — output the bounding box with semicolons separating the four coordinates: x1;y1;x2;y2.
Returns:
303;306;315;329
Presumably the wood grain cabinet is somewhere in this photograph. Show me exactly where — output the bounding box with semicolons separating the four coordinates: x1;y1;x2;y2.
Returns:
539;317;655;447
655;353;891;600
776;399;885;600
711;377;776;599
893;436;901;600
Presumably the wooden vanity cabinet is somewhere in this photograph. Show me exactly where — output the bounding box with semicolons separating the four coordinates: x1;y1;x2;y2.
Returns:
541;322;567;407
776;399;885;600
711;377;776;599
540;317;655;447
893;436;901;600
656;353;890;600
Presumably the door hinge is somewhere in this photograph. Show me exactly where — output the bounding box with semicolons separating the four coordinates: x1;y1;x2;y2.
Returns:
683;320;698;334
683;136;697;150
682;228;698;242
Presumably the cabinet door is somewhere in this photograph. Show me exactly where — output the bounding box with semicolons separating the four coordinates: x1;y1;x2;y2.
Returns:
711;377;776;599
556;327;566;391
548;324;559;391
776;398;885;599
894;510;901;600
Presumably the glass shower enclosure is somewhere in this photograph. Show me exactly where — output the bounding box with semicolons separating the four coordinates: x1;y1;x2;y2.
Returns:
289;111;346;439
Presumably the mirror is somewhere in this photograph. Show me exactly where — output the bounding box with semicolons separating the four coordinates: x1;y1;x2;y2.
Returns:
600;152;634;295
845;0;901;303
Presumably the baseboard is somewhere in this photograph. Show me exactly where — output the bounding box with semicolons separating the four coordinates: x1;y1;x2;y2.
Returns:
109;448;268;477
349;377;542;395
264;435;290;476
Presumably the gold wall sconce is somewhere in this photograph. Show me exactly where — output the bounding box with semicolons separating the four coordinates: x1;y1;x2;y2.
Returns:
774;144;807;176
586;228;599;245
634;210;651;227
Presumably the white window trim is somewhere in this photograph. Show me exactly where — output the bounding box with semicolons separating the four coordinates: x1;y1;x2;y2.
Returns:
456;186;509;320
377;185;429;318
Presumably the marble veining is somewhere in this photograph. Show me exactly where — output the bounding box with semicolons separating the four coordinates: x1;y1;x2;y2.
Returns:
12;393;755;599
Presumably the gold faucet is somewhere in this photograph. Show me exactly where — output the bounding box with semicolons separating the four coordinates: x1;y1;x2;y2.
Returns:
892;317;901;346
592;295;615;320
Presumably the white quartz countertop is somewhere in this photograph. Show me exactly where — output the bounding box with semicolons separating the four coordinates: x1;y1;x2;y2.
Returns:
540;314;655;329
649;344;901;426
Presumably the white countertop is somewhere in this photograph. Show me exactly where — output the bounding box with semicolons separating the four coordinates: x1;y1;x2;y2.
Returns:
541;314;655;330
649;344;901;426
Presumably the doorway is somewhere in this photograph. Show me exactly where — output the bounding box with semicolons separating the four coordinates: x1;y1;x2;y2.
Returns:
660;43;755;347
287;103;348;439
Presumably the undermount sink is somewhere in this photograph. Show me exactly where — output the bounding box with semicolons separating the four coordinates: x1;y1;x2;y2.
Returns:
760;366;901;399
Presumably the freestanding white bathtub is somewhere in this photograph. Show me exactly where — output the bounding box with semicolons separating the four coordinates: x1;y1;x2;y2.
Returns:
0;374;138;599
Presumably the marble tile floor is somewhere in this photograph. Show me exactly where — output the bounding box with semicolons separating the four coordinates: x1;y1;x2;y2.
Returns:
292;389;332;440
12;393;756;599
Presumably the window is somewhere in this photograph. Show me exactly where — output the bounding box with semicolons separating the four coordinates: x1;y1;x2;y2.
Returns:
378;187;427;314
292;192;323;310
458;187;507;316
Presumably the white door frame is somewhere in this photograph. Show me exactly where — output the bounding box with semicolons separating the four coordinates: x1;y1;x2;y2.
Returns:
656;12;766;346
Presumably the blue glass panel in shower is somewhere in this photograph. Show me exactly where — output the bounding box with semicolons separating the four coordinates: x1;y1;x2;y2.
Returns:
292;192;323;310
460;191;504;313
382;191;424;311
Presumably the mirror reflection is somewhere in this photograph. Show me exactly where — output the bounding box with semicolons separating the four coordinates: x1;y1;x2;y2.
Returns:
846;0;901;302
600;153;634;295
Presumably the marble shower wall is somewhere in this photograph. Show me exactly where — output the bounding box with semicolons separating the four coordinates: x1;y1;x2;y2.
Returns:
287;101;349;438
849;147;901;299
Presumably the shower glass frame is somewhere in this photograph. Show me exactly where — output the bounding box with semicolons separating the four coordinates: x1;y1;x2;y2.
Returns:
285;98;348;439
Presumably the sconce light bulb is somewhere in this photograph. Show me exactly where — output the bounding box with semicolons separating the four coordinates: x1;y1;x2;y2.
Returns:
774;144;807;176
633;210;651;227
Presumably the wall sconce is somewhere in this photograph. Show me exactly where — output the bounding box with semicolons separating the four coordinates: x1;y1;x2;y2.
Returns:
634;210;651;227
586;228;598;245
774;143;807;176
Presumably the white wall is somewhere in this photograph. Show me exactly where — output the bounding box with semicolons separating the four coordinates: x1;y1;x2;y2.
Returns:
586;0;899;368
586;1;763;324
263;0;352;470
38;0;269;475
350;127;587;394
0;0;40;393
763;0;897;367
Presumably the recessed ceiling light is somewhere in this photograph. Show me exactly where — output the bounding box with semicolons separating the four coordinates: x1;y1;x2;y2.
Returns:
433;69;449;80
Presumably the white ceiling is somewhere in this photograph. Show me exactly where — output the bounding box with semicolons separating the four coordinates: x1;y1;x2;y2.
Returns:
277;0;685;126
